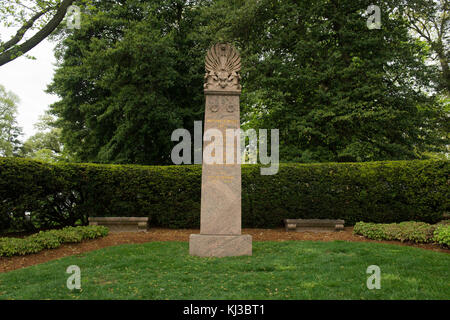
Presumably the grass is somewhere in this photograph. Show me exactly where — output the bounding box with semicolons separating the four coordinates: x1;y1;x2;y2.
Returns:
0;241;448;300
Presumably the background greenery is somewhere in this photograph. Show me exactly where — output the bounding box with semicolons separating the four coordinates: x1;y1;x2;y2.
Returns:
0;1;449;238
0;158;447;232
0;85;22;157
39;0;448;164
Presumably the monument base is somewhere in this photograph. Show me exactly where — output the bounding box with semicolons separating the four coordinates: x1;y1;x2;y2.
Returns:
189;234;252;257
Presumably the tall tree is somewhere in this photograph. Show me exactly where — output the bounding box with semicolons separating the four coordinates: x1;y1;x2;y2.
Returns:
0;85;22;156
48;0;214;164
19;114;68;162
220;0;448;162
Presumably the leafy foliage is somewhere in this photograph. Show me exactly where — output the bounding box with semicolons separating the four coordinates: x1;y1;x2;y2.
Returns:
433;224;450;246
353;220;450;244
0;0;80;66
47;0;448;165
403;0;449;94
48;0;213;164
18;114;69;162
0;225;109;257
0;84;22;157
226;0;448;162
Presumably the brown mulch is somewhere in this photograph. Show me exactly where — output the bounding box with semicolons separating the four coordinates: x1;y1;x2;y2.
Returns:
0;227;447;273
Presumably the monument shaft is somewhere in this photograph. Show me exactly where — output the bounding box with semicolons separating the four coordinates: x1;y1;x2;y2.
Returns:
201;92;241;235
189;43;252;257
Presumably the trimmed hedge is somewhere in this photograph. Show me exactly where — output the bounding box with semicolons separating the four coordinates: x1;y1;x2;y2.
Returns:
0;225;109;257
353;221;450;246
0;158;448;231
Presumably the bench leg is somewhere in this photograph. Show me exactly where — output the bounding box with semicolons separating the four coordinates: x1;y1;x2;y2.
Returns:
286;223;297;232
138;222;147;232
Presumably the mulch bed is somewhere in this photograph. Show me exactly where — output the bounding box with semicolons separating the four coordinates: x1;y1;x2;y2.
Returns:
0;227;447;273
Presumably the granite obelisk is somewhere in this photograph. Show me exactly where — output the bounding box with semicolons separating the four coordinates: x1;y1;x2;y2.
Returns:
189;43;252;257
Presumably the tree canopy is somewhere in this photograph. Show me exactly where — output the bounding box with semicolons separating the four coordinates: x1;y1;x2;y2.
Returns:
404;0;449;94
46;0;449;164
19;114;68;162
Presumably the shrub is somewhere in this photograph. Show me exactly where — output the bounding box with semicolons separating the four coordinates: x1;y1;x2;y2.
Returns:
28;231;61;249
46;228;83;243
353;221;445;244
0;158;448;230
0;237;43;257
433;225;450;247
0;226;109;257
75;225;110;239
387;222;436;243
353;221;390;240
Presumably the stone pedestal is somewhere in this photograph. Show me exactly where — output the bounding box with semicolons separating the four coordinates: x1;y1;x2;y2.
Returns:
189;234;252;257
189;43;252;257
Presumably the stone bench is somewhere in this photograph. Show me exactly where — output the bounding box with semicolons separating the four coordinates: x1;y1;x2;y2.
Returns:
88;217;148;233
284;219;345;232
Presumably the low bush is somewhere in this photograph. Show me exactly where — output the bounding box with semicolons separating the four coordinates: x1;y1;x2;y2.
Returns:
28;231;61;249
46;228;83;243
0;225;109;257
0;158;448;230
73;225;109;239
353;221;449;245
0;237;43;257
433;225;450;247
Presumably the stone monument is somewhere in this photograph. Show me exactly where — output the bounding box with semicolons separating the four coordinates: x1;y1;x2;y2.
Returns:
189;43;252;257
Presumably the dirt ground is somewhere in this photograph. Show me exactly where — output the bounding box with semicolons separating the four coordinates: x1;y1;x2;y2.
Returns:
0;227;448;273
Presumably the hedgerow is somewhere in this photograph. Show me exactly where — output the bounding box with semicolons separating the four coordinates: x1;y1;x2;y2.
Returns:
0;225;109;257
0;158;448;231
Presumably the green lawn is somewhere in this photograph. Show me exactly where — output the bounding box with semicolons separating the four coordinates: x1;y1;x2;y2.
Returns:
0;241;448;299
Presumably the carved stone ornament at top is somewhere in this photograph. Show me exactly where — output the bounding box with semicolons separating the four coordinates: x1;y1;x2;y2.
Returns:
204;43;241;92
